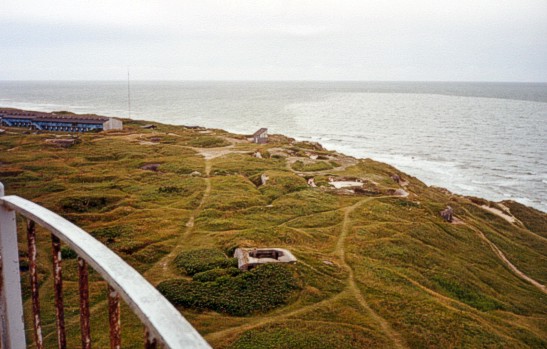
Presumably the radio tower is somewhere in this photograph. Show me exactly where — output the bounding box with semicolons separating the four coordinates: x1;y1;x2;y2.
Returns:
127;68;131;119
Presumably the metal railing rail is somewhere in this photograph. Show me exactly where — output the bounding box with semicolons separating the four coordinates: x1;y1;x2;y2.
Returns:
0;183;211;349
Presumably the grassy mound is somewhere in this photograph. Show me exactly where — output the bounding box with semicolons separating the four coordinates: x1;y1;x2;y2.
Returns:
255;171;308;201
291;160;335;172
188;136;230;148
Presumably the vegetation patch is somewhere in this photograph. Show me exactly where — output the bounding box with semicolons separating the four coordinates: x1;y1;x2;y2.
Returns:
502;200;547;237
432;275;503;311
174;248;236;275
212;154;286;177
1;113;546;348
157;186;184;194
60;246;78;260
157;263;300;316
192;267;243;282
291;160;334;172
188;136;230;148
68;175;117;183
255;171;308;201
229;322;386;349
91;225;133;244
59;195;123;213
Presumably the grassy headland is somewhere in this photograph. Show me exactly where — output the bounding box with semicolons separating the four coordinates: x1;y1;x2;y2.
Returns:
0;112;546;348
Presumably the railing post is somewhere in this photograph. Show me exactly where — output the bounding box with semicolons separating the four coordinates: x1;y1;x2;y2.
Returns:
52;234;67;349
108;286;121;349
78;257;92;349
0;182;27;349
27;220;44;349
144;327;158;349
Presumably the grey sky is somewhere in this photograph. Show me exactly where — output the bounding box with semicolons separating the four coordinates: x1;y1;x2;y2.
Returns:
1;0;546;81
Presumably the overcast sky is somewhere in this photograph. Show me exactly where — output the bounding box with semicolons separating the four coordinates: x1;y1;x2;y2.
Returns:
1;0;546;81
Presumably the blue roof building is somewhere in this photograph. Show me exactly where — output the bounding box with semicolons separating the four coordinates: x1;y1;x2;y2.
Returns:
0;109;123;132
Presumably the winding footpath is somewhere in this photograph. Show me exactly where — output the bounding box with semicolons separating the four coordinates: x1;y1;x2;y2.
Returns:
205;196;408;348
143;159;212;285
335;198;408;349
467;224;546;294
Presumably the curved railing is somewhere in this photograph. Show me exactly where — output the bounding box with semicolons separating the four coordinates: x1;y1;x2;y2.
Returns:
0;183;211;349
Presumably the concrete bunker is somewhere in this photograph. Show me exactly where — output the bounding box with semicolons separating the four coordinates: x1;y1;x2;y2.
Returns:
234;248;297;271
440;206;454;222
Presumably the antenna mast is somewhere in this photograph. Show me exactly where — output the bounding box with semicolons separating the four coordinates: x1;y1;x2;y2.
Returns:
127;68;131;119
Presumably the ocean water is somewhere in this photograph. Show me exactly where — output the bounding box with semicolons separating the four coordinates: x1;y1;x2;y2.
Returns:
1;81;546;212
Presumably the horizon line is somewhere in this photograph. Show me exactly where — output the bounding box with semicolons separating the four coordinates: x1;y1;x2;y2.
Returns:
1;79;546;84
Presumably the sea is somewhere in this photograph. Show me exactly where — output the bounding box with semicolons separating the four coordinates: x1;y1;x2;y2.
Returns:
1;81;546;212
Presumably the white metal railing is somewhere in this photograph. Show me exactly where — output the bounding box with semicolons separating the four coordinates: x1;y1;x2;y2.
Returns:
0;182;211;349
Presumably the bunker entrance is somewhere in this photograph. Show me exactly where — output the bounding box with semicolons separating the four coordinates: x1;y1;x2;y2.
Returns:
249;249;284;260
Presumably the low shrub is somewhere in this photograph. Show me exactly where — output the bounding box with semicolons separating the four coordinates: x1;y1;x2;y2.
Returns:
91;225;131;244
192;267;243;282
158;186;184;194
60;246;78;259
68;175;116;183
174;249;236;275
158;263;300;316
59;195;122;213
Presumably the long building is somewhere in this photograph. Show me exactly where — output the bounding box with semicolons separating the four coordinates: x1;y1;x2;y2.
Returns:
0;109;123;132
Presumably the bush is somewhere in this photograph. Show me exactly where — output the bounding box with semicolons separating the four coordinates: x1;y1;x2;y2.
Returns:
158;186;184;194
91;225;131;244
158;263;300;316
61;246;78;259
192;267;242;282
174;249;236;275
59;195;122;213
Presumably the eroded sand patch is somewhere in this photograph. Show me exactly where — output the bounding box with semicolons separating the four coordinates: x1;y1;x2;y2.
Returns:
481;205;517;224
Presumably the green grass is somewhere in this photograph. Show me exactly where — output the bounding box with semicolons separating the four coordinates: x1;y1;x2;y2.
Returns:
0;115;545;348
291;160;334;172
503;200;547;237
188;135;231;148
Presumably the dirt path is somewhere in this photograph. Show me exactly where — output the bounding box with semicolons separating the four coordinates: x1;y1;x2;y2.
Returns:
205;196;408;348
143;159;212;285
468;224;546;294
205;291;348;344
335;198;408;349
285;155;358;175
377;265;526;342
